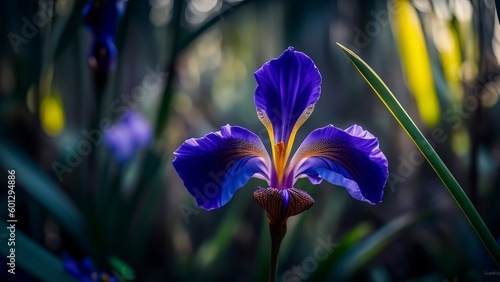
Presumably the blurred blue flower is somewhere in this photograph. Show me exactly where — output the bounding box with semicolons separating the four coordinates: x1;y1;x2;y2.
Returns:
172;47;388;224
82;0;124;82
105;111;152;164
64;254;118;282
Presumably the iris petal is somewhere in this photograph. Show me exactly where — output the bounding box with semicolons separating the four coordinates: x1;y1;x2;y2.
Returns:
289;125;388;204
172;125;271;210
254;47;321;146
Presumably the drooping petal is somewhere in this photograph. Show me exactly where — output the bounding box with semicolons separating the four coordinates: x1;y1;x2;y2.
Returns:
254;47;321;147
172;125;271;210
288;125;388;204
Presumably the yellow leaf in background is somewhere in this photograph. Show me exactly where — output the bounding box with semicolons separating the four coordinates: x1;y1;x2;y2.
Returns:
392;0;440;127
41;94;65;136
433;19;463;102
451;126;469;157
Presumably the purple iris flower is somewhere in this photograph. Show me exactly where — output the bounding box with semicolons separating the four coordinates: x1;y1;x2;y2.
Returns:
83;0;124;83
64;254;118;282
105;111;152;164
172;47;388;222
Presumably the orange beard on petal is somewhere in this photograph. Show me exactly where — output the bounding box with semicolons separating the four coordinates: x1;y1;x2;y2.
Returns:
274;141;286;188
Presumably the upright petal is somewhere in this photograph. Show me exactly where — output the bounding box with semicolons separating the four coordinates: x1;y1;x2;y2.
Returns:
288;125;388;204
254;47;321;147
172;125;271;210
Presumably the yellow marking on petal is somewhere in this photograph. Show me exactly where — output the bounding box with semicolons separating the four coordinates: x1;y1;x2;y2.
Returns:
258;104;316;187
285;104;315;162
257;109;276;165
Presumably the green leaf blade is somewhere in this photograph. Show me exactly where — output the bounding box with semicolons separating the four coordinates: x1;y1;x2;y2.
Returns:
0;139;88;250
0;221;77;282
336;43;500;268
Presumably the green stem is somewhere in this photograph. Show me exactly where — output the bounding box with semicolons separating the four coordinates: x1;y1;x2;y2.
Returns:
337;43;500;268
154;0;182;137
269;232;280;282
268;218;286;282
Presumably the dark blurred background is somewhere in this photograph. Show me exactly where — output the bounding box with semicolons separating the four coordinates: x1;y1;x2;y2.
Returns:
1;0;500;281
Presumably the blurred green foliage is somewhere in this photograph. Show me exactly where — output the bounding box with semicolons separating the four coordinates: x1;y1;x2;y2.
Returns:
0;0;500;281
